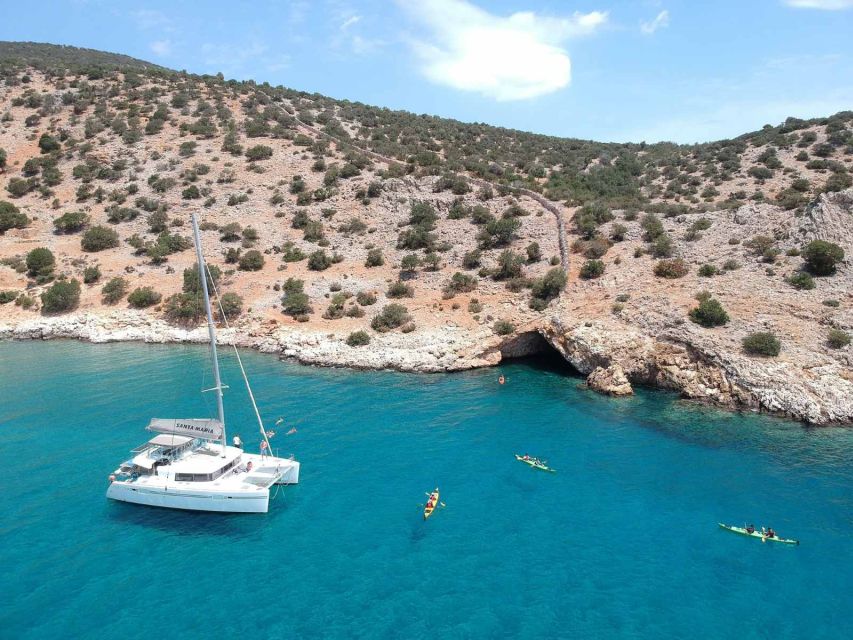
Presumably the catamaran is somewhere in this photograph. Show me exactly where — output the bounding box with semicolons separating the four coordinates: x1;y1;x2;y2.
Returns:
106;213;300;513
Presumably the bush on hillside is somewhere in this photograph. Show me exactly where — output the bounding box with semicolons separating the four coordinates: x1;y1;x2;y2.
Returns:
26;247;55;279
346;330;371;347
371;304;411;332
689;298;729;328
742;332;781;356
238;250;265;271
40;279;80;314
0;201;29;233
802;240;844;276
654;258;688;279
101;277;129;304
787;271;815;290
827;329;851;349
217;292;244;320
127;287;162;309
54;211;90;233
81;226;119;252
580;260;604;280
493;320;515;336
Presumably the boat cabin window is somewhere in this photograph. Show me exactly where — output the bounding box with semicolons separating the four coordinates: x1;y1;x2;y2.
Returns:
175;456;241;482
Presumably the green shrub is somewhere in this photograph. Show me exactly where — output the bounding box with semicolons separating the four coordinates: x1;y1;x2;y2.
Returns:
827;329;851;349
82;265;101;284
580;260;604;279
443;272;478;296
53;211;89;233
182;263;222;294
182;185;201;199
81;226;119;252
493;250;524;281
218;292;244;320
530;268;567;303
802;240;844;276
38;133;61;153
281;242;306;262
689;298;729;327
0;201;29;233
238;250;265;271
742;332;781;356
101;277;128;304
787;271;815;290
365;248;384;267
400;254;421;273
654;258;688;278
822;299;840;308
26;247;55;278
308;250;332;271
698;264;718;277
347;330;371;347
41;279;81;314
387;281;414;298
493;320;515;336
371;303;411;332
462;249;482;269
127;287;162;308
0;290;17;304
163;293;203;322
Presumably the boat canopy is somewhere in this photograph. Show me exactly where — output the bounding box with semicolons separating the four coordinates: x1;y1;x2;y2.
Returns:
147;418;224;440
148;434;193;448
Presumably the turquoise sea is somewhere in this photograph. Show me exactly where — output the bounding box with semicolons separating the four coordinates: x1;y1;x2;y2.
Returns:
0;340;851;639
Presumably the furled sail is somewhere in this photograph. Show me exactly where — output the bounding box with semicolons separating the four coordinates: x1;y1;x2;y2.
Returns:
147;418;224;440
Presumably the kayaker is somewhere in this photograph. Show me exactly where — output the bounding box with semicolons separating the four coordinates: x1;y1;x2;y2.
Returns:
746;524;755;534
766;528;776;539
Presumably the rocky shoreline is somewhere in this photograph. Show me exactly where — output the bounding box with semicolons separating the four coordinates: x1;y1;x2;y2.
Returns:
3;310;851;426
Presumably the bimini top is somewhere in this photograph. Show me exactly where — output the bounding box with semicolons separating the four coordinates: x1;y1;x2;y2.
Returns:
147;434;193;448
147;418;224;440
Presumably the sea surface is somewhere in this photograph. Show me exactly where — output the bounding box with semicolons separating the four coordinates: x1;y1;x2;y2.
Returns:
0;340;851;639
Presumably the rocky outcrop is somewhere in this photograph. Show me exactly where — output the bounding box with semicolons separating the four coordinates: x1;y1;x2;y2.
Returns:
541;318;853;426
586;364;633;396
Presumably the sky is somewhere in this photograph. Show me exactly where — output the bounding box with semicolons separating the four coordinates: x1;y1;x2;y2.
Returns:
1;0;852;143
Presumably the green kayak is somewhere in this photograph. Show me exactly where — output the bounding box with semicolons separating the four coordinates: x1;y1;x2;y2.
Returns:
718;523;799;545
515;454;556;473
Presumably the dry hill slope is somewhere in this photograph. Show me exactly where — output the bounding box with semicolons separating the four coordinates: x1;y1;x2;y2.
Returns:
0;43;851;424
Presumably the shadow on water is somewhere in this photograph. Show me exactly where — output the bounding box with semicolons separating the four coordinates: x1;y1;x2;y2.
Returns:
105;501;271;538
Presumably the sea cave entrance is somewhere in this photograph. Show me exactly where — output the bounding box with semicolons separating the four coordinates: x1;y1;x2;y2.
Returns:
498;331;579;375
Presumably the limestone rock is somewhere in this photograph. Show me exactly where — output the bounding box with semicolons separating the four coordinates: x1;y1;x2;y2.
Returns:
586;364;633;396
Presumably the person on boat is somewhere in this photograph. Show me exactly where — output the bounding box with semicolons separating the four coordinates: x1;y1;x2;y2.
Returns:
260;440;269;458
498;375;505;385
246;461;253;472
233;435;242;449
746;524;755;534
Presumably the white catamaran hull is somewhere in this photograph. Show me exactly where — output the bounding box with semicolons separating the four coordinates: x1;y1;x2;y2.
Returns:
107;482;271;513
107;454;300;513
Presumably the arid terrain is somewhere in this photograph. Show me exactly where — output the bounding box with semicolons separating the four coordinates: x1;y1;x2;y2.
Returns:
1;43;851;424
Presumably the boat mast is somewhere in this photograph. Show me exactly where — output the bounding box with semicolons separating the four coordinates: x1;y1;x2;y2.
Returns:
191;213;228;457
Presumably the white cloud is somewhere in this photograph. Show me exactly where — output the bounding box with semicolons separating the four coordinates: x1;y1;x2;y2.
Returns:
641;10;670;35
783;0;853;8
340;15;361;31
400;0;607;101
149;40;172;57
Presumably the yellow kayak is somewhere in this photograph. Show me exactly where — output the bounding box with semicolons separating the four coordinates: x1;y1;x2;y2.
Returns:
424;489;440;520
515;454;556;473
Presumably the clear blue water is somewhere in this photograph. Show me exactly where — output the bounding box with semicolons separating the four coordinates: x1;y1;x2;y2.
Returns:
0;341;851;639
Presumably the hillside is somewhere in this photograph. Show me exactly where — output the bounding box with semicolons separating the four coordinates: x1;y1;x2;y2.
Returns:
0;43;851;424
